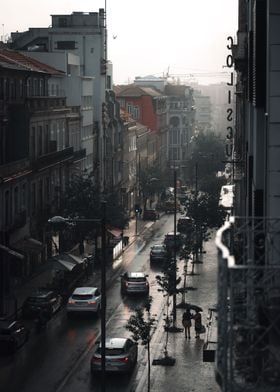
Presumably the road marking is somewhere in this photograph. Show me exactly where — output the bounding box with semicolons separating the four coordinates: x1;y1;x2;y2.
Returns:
54;303;124;392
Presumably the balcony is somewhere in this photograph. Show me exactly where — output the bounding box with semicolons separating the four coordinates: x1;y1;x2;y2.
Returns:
31;147;74;171
215;217;280;391
232;31;247;73
27;96;66;111
0;210;27;234
73;148;86;162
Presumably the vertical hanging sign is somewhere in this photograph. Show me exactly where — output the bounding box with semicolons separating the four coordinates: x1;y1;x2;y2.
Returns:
225;36;234;159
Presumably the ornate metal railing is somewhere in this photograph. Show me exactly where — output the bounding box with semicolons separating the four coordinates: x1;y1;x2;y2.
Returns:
216;217;280;391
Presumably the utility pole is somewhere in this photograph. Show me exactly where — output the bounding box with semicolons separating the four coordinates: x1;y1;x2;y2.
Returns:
100;201;107;392
173;168;177;324
48;214;107;391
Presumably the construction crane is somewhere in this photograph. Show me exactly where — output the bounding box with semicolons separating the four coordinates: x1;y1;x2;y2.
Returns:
157;67;231;84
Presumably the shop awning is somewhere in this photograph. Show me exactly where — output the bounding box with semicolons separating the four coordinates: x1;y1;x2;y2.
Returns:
48;258;77;272
107;228;122;238
13;237;44;254
0;244;25;260
53;253;84;265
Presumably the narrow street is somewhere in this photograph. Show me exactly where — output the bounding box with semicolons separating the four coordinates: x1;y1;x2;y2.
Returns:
0;215;219;392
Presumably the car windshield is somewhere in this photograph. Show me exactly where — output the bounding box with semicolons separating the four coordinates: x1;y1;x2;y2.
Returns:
153;245;165;250
97;347;125;356
128;277;146;282
72;294;93;300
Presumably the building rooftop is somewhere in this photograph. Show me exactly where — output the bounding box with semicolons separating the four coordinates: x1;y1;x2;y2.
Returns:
0;49;64;75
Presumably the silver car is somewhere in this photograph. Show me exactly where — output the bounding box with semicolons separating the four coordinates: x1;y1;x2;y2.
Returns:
90;337;138;373
120;272;149;295
67;287;101;315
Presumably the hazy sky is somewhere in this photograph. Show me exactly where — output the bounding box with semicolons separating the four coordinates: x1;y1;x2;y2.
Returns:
1;0;239;85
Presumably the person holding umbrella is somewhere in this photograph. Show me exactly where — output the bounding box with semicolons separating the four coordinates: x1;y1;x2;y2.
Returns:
182;307;193;339
193;309;202;338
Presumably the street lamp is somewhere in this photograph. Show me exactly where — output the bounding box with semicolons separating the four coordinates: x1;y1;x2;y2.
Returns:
48;202;107;392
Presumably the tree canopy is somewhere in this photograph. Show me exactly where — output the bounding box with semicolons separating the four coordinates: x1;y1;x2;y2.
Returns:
59;174;128;231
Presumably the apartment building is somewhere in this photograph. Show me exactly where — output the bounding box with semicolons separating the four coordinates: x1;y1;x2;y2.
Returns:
10;10;111;187
0;50;80;305
215;1;280;391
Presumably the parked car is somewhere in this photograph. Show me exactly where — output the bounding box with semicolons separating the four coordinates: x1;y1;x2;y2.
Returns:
177;217;193;234
120;272;149;295
163;232;183;250
150;244;168;263
90;337;138;373
143;209;159;221
163;199;181;214
22;289;62;319
0;321;29;353
67;287;101;316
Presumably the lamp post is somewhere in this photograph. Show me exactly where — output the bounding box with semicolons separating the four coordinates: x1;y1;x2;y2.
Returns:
165;166;182;333
48;203;107;392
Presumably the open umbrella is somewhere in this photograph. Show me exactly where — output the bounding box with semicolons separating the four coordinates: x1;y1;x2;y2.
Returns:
185;303;203;312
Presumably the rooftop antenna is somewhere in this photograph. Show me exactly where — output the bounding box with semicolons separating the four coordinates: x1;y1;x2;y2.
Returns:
104;0;107;62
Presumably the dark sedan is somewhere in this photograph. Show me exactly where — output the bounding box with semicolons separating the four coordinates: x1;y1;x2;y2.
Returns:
150;244;168;263
0;321;29;354
22;289;62;319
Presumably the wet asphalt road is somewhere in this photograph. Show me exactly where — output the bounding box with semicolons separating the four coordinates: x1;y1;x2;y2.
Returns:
0;214;176;392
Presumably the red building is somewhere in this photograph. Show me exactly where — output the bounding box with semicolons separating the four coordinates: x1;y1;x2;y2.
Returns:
114;85;168;170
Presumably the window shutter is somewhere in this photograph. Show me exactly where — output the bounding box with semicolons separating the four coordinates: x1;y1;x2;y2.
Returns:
252;0;266;107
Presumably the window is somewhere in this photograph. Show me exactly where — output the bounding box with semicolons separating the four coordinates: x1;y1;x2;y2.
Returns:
106;75;112;89
31;126;36;158
45;178;50;202
169;147;180;161
4;191;10;226
38;125;43;156
82;125;92;139
132;106;139;119
50;84;55;96
14;187;19;214
169;129;180;145
21;184;26;209
82;96;92;109
127;103;132;114
170;116;180;127
38;180;43;208
129;135;136;152
56;41;76;50
31;183;36;215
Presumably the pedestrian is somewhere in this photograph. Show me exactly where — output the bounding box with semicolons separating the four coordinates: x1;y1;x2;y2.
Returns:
193;309;202;338
182;308;193;339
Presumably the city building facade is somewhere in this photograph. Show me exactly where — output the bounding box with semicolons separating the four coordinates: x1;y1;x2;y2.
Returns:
10;10;110;188
0;50;80;307
216;1;280;391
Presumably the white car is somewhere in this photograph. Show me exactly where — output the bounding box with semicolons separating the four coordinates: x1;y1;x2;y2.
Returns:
67;287;101;316
91;337;138;373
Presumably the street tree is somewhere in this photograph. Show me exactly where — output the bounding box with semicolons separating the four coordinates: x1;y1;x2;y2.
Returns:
55;174;128;251
59;174;128;228
156;256;181;335
139;165;166;209
126;297;155;392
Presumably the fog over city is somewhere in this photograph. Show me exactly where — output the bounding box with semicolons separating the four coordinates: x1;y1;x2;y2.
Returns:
1;0;238;85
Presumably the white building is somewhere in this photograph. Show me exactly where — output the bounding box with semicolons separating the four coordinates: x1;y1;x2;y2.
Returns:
11;10;112;185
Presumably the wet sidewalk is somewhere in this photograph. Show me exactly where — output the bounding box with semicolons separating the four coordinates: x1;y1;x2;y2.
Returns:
134;230;220;392
7;213;152;318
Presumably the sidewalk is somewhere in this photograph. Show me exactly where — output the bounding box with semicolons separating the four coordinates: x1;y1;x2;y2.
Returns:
134;230;219;392
6;213;151;319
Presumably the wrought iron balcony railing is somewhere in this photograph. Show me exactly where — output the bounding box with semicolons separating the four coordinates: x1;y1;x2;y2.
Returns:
215;216;280;391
